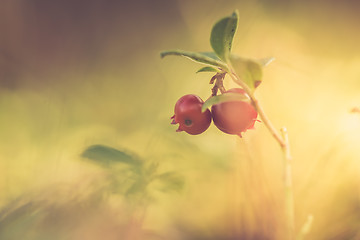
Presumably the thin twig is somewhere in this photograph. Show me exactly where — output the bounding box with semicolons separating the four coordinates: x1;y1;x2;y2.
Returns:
215;73;226;94
281;127;295;240
296;215;313;240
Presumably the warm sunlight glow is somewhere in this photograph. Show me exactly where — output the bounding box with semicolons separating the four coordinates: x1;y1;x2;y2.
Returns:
1;1;360;239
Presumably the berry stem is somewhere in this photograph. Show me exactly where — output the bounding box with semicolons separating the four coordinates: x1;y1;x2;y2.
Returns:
281;127;295;240
215;73;227;94
211;85;219;96
209;73;227;98
296;215;313;240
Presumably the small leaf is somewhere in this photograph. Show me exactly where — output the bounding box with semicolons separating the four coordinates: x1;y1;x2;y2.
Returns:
145;162;159;176
200;51;222;61
230;55;263;91
258;57;275;67
82;145;142;167
196;66;220;73
154;171;184;193
125;178;147;196
210;10;239;62
160;50;228;70
202;92;249;112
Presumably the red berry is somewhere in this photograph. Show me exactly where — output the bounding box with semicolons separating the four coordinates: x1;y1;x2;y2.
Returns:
171;94;212;135
211;88;258;137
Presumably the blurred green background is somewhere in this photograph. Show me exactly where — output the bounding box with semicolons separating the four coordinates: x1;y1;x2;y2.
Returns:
1;0;360;239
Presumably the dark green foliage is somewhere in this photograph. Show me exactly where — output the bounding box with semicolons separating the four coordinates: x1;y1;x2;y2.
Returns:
81;144;142;167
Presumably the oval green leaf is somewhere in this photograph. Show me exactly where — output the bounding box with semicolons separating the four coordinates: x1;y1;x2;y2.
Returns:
196;66;220;73
125;178;147;196
201;92;249;112
160;50;228;70
230;55;263;91
210;10;239;62
200;51;222;61
82;144;142;167
154;171;184;193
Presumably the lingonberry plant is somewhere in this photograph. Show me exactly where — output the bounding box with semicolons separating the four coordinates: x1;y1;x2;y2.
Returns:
161;10;313;240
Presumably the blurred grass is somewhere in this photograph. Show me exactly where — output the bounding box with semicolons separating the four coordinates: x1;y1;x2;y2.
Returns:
1;0;360;239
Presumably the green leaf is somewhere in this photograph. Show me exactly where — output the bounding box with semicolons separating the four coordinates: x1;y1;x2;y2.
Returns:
160;50;228;70
154;171;184;193
230;55;263;90
196;66;220;73
82;145;142;167
201;92;249;112
210;10;239;62
200;51;222;61
258;57;275;67
125;178;147;196
0;202;41;239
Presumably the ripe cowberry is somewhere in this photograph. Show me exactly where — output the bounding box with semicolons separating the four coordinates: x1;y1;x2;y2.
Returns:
171;94;212;135
211;88;258;137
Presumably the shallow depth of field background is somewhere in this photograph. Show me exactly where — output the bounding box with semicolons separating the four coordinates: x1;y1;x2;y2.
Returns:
1;0;360;239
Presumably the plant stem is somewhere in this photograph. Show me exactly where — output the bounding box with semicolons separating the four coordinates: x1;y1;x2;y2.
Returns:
281;127;295;240
296;215;313;240
227;69;295;239
215;72;227;94
209;73;226;99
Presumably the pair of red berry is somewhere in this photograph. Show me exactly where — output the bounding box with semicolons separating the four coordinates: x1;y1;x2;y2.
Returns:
170;88;258;137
